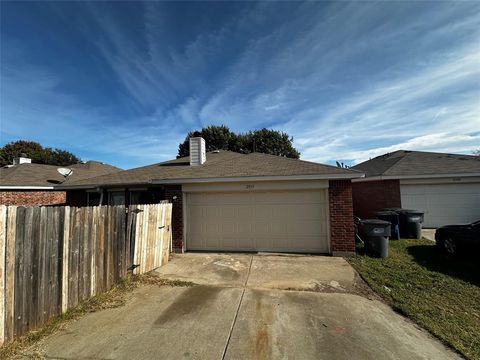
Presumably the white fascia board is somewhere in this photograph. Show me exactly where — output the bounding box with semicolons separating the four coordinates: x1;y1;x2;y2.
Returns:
0;186;55;190
352;172;480;182
56;184;120;190
151;173;364;185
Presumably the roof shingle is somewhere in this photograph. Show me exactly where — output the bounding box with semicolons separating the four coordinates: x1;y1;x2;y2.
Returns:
0;161;121;187
59;151;362;188
353;150;480;178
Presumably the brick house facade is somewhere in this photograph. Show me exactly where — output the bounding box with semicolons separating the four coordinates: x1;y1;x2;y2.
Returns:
352;180;401;219
54;147;361;256
0;190;66;206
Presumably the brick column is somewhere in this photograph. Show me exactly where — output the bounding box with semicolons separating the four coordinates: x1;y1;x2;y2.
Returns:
328;180;355;256
164;185;184;252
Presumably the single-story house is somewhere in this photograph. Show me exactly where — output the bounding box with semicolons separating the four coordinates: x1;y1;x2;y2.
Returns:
352;150;480;228
59;137;363;256
0;155;121;205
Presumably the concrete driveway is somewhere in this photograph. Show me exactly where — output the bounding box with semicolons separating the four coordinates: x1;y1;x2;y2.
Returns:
22;253;459;360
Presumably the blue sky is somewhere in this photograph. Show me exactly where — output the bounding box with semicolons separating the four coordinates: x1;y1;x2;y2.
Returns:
1;1;479;169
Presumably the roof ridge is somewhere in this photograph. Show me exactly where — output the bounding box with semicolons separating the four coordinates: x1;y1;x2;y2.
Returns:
392;149;477;158
249;152;362;173
382;152;410;175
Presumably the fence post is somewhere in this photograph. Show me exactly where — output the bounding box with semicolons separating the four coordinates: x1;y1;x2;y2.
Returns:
61;206;70;313
5;206;16;341
0;205;7;346
90;206;96;297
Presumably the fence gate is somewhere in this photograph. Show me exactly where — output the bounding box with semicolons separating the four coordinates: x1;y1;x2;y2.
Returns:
127;203;172;275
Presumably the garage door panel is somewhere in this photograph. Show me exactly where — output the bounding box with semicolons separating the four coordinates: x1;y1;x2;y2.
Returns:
221;222;236;234
269;221;287;235
253;221;271;235
206;237;221;248
186;190;329;253
287;220;326;236
237;223;253;234
237;206;253;218
295;235;328;249
256;237;273;249
254;205;273;219
401;183;480;227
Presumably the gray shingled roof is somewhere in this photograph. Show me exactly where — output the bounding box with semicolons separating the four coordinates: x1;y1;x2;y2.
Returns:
59;151;362;188
0;161;121;187
353;150;480;178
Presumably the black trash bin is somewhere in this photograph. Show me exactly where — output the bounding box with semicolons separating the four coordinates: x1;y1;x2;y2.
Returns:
376;211;400;240
383;208;424;239
403;210;424;239
359;219;391;258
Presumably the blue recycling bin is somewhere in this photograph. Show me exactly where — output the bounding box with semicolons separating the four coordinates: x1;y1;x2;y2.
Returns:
376;211;400;240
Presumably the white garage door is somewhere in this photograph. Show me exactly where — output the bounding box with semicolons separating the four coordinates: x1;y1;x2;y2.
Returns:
401;183;480;228
186;190;329;253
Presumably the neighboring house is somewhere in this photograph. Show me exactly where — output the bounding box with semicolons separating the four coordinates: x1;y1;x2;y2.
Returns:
59;137;363;256
0;156;121;205
352;150;480;228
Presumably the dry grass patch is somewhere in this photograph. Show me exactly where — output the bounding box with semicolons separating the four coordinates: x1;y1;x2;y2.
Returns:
0;272;195;359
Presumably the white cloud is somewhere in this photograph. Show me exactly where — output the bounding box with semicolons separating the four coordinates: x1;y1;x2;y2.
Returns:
2;1;479;168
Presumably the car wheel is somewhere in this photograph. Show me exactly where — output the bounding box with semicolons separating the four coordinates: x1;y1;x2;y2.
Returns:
443;237;457;254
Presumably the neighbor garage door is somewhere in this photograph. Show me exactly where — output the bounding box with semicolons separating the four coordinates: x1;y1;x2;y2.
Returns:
401;183;480;228
186;190;329;253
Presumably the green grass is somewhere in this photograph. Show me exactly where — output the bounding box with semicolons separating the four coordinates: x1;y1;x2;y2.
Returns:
348;239;480;360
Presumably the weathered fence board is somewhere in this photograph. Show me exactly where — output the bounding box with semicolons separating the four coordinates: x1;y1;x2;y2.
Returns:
0;203;172;346
4;206;16;342
0;206;7;346
61;207;70;313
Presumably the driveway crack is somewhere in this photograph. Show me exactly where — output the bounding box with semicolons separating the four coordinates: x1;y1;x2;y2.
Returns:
220;254;254;360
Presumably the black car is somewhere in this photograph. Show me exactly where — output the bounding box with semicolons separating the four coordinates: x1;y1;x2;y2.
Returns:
435;220;480;254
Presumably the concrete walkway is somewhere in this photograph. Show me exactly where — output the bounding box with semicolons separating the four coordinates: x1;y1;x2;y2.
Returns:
21;253;459;360
422;228;436;241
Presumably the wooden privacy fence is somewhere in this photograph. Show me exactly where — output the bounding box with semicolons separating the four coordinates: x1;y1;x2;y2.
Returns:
0;203;172;345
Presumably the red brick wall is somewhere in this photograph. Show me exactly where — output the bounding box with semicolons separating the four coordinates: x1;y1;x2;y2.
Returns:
0;190;66;206
164;185;183;252
352;180;401;219
329;180;355;255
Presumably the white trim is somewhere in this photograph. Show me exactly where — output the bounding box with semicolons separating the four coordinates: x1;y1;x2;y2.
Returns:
182;191;187;253
56;184;103;190
55;173;363;190
352;172;480;182
400;176;480;185
182;179;329;193
326;189;331;255
0;186;55;190
152;173;363;185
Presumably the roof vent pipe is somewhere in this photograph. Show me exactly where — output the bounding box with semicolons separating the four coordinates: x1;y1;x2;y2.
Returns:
189;137;206;166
